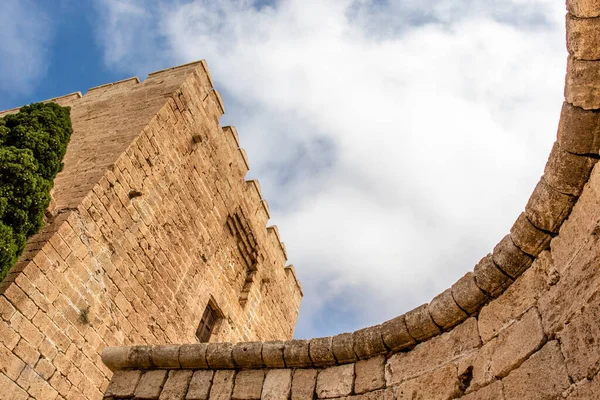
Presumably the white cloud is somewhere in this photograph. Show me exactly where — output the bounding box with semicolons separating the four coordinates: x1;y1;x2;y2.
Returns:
94;0;567;338
0;0;53;98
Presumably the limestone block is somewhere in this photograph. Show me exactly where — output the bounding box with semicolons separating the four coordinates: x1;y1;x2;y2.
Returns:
429;288;468;330
232;342;263;369
404;303;441;342
386;318;480;386
567;0;600;18
316;364;354;399
355;355;385;394
509;213;552;257
566;56;600;110
284;339;312;367
209;370;235;400
472;309;545;388
128;346;152;369
159;370;193;400
380;315;416;351
332;333;358;364
187;370;214;400
291;369;317;400
460;381;504;400
152;344;180;368
134;370;168;399
262;369;292;400
492;235;533;279
231;370;264;400
0;373;28;400
478;251;551;343
567;13;600;60
104;370;141;398
567;371;600;398
309;336;336;367
207;343;235;369
473;254;513;297
353;325;387;359
179;343;209;369
558;102;600;155
262;341;285;368
395;364;461;400
451;272;488;315
502;341;570;400
525;178;577;233
544;141;597;196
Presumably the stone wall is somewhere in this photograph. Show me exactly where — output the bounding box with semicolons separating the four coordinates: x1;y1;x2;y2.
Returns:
100;2;600;399
0;62;302;399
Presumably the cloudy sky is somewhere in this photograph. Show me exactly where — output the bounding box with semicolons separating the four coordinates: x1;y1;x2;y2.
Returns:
0;0;567;338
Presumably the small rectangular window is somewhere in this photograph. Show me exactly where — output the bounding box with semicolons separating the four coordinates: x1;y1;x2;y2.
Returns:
196;302;219;342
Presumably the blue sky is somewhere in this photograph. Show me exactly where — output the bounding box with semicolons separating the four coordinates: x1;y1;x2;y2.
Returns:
1;0;567;339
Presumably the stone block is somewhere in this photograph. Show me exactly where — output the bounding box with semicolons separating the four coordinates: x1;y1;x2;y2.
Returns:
316;364;354;399
429;288;468;330
262;341;285;368
386;318;480;386
460;381;504;400
567;371;600;398
187;370;214;400
503;341;570;400
128;345;153;369
544;141;597;196
395;364;461;400
262;369;292;400
134;370;168;399
558;102;600;155
206;343;235;369
0;373;28;400
404;303;441;342
380;315;415;351
291;369;317;400
525;178;577;233
105;370;141;398
152;344;180;368
231;370;264;400
353;325;387;359
232;342;263;369
478;251;551;343
566;56;600;110
567;13;600;61
159;370;193;400
510;213;552;257
473;254;513;297
451;272;488;315
179;344;209;369
355;355;385;394
567;0;600;18
332;333;358;364
309;336;336;367
492;235;533;279
284;339;312;367
209;370;235;400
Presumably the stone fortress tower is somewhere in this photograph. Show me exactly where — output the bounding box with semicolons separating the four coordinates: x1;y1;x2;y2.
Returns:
2;0;600;398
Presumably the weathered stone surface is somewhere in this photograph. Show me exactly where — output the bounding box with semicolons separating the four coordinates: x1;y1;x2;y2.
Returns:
332;333;358;364
159;370;193;400
262;369;292;400
503;341;570;400
451;272;487;315
262;341;285;368
567;0;600;18
105;370;141;398
473;254;513;298
355;355;385;395
232;342;263;369
135;370;168;400
153;344;181;368
284;339;312;367
525;178;577;233
567;14;600;61
460;381;504;400
510;212;552;257
380;315;415;352
207;343;235;369
231;370;264;400
472;308;545;389
405;303;441;342
353;325;387;359
567;371;600;399
492;235;533;279
544;141;597;196
386;318;480;386
291;369;317;400
395;364;461;400
316;364;354;399
209;370;235;400
429;289;468;330
566;56;600;110
478;251;551;343
0;373;28;400
180;344;209;369
557;102;600;155
187;370;214;400
309;337;336;367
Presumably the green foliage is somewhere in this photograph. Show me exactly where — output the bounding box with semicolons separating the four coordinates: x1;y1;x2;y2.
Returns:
0;103;72;281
